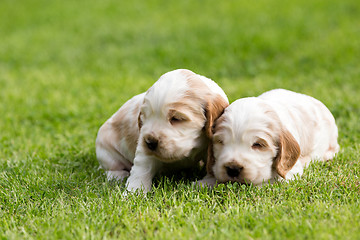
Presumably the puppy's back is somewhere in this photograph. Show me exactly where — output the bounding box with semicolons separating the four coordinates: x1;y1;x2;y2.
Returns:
96;93;145;167
259;89;339;164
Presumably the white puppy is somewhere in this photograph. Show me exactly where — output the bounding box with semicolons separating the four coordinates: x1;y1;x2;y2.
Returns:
96;69;229;193
201;89;339;186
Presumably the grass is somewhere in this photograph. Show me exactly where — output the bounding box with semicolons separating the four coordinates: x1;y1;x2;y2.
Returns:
1;0;360;239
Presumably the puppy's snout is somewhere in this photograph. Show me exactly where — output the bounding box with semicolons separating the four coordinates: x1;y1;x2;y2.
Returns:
144;135;158;151
225;164;243;178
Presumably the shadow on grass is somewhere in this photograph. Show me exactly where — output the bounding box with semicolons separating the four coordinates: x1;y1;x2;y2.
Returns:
46;148;209;196
45;146;359;201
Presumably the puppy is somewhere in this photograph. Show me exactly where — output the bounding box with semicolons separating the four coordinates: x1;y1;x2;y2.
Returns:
201;89;339;186
96;69;229;193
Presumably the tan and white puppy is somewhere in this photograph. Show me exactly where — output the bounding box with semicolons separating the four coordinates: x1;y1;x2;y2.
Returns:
96;69;229;193
201;89;339;186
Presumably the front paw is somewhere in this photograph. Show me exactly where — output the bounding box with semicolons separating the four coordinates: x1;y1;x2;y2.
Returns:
193;174;217;188
125;177;152;194
122;185;149;198
105;170;130;181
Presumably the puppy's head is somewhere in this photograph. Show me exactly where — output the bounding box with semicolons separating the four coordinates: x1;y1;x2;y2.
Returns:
209;97;300;185
138;69;228;163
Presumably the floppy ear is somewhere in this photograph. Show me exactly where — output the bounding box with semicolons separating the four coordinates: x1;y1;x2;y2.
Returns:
273;129;301;179
205;111;227;177
204;94;229;138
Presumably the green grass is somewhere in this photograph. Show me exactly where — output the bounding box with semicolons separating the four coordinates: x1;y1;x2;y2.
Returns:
1;0;360;239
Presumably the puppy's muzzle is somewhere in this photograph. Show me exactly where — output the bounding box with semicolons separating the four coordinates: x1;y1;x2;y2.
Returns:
224;163;243;178
144;135;158;151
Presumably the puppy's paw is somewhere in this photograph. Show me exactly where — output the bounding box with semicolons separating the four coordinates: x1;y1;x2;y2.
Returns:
106;170;130;181
121;187;148;198
193;174;217;189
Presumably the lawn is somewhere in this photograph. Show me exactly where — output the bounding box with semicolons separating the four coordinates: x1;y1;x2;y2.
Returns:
1;0;360;239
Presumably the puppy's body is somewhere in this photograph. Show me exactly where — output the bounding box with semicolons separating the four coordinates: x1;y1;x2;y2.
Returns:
259;89;339;166
204;89;339;186
96;93;144;181
96;69;228;193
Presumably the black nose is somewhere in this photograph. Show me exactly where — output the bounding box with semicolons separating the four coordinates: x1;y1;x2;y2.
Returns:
225;165;243;178
145;137;158;151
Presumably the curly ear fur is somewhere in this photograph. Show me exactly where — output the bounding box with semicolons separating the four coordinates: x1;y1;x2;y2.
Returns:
204;94;229;138
273;129;301;178
204;97;228;176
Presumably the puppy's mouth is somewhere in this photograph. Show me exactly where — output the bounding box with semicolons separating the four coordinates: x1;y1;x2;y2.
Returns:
215;164;253;185
146;150;184;163
142;137;193;162
216;169;254;185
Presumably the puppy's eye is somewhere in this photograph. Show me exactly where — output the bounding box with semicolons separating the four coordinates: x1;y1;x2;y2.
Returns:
216;139;224;145
171;116;180;122
169;110;189;125
213;136;224;145
252;140;267;150
170;116;184;124
252;143;262;148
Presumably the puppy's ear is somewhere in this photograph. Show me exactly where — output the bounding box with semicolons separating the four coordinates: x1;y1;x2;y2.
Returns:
273;129;301;179
205;112;226;177
204;94;229;138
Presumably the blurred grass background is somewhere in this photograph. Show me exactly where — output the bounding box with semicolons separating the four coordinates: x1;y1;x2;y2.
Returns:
0;0;359;239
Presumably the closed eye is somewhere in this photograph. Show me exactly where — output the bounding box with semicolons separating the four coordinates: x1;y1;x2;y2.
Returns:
170;116;182;124
213;135;224;145
252;139;268;150
216;139;224;145
169;112;189;125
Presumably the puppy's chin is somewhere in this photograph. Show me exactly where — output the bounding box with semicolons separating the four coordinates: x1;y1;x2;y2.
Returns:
215;173;270;186
214;173;256;185
216;177;251;185
142;142;198;163
145;151;188;163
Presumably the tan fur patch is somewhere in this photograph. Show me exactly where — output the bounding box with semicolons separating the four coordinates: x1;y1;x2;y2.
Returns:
111;100;142;155
182;71;229;137
212;114;227;133
273;129;301;179
180;70;229;175
204;94;229;137
167;101;204;120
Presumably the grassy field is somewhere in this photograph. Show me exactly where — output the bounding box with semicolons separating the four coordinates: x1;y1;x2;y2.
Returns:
1;0;360;239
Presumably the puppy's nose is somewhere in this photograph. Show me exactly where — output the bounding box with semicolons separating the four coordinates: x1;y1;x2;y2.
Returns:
144;136;158;151
225;164;243;178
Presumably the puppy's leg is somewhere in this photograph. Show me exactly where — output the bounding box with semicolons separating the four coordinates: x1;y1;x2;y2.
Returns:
125;152;161;193
323;141;340;161
96;144;132;181
105;170;130;181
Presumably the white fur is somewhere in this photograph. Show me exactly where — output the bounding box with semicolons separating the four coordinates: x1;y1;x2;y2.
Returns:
96;69;228;193
205;89;339;186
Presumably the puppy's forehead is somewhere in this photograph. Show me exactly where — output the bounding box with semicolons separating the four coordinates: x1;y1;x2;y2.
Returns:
146;70;188;99
217;97;278;135
144;70;210;112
